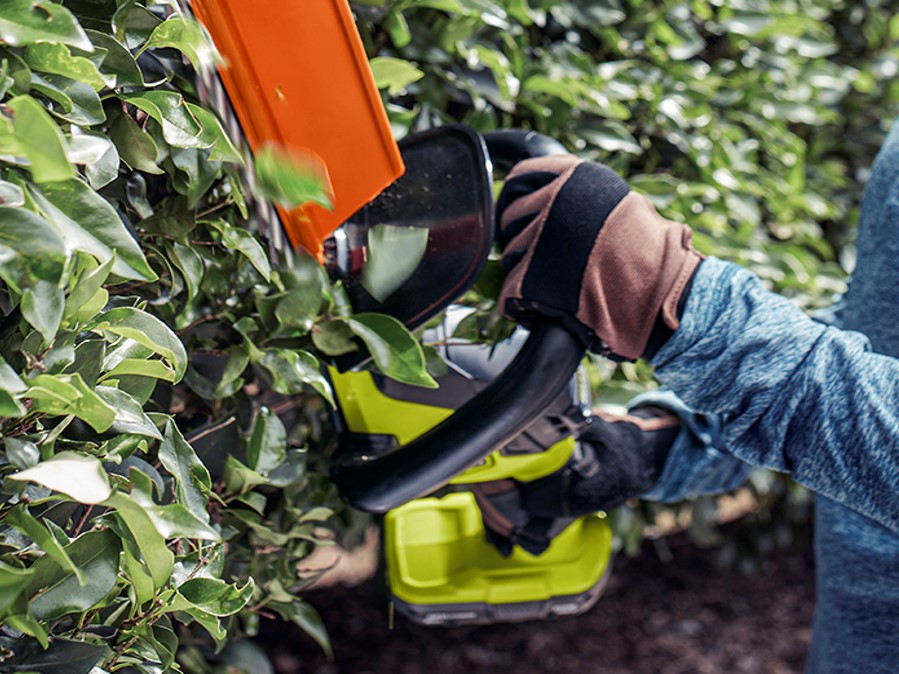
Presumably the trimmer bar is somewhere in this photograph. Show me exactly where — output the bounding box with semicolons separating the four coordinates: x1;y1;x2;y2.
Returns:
326;127;613;626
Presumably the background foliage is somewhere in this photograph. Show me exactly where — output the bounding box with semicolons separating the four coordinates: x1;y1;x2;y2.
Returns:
1;0;898;672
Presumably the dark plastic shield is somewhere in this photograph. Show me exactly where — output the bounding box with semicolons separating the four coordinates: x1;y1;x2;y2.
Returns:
325;125;494;331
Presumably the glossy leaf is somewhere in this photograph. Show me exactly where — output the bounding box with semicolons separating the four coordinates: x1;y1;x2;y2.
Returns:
21;280;64;344
30;73;105;126
259;349;335;406
0;1;92;50
360;224;428;302
4;506;84;585
7;95;74;183
30;178;156;281
109;110;163;174
247;407;287;474
89;307;187;381
10;451;112;503
141;15;220;72
24;42;109;90
346;314;438;388
121;91;210;149
209;219;271;281
26;373;117;432
103;491;174;589
157;419;212;520
0;206;66;291
27;529;120;620
187;103;243;163
174;577;254;617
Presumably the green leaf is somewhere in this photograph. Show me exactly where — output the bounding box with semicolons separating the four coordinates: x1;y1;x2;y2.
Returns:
259;349;334;406
581;121;642;155
111;0;161;50
0;206;66;291
4;505;84;586
253;144;333;210
361;224;428;302
26;529;120;621
0;179;25;206
0;354;26;394
30;73;105;126
7;95;74;183
186;103;243;163
0;1;92;50
63;254;114;323
109;110;163;174
140;15;220;72
4;436;39;468
102;357;176;383
223;455;268;495
247;407;287;473
140;195;196;237
9;451;112;504
24;42;109;90
208;219;271;281
157;419;211;520
169;144;220;208
26;373;117;432
96;386;163;439
78;133;119;189
370;56;425;95
346;314;438;388
86;28;142;86
103;491;174;589
21;280;64;344
145;503;219;541
121;91;210;149
90;307;187;381
30;178;157;281
312;318;358;356
168;240;204;302
174;578;254;617
0;356;26;417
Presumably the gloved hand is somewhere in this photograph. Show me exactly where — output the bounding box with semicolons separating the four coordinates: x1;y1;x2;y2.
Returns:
474;406;680;555
496;155;703;360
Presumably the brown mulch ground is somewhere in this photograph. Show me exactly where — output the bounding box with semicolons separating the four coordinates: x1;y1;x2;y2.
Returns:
261;535;815;674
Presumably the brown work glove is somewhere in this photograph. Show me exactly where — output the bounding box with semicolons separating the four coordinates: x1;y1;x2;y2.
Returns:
497;155;703;360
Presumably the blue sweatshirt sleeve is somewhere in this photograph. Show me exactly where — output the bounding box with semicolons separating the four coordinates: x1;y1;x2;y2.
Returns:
650;256;899;532
624;390;753;502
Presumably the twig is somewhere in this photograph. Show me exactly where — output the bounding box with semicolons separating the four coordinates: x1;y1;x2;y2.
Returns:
71;505;95;537
185;416;236;444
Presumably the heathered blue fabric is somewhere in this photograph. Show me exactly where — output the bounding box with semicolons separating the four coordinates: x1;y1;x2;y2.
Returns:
651;256;899;530
630;121;899;672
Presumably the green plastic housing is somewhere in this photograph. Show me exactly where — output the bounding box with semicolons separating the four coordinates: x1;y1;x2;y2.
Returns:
330;368;614;625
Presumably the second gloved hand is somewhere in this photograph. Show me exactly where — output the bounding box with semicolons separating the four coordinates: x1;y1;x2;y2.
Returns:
497;155;703;360
474;406;680;555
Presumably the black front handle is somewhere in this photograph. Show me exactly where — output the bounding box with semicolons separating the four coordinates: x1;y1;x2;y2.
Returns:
483;130;567;173
330;323;583;513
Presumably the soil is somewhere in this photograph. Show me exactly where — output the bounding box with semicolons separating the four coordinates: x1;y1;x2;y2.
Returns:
260;534;816;674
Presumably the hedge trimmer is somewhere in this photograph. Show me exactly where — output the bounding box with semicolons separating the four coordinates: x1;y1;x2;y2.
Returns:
191;0;613;627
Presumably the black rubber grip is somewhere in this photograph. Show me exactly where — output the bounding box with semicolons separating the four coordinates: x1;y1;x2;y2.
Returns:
483;130;567;173
330;323;584;513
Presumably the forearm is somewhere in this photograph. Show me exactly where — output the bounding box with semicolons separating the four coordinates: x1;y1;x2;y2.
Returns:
652;257;899;531
627;390;753;502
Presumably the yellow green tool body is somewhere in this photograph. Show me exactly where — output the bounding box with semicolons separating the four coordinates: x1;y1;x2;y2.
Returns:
330;338;613;626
